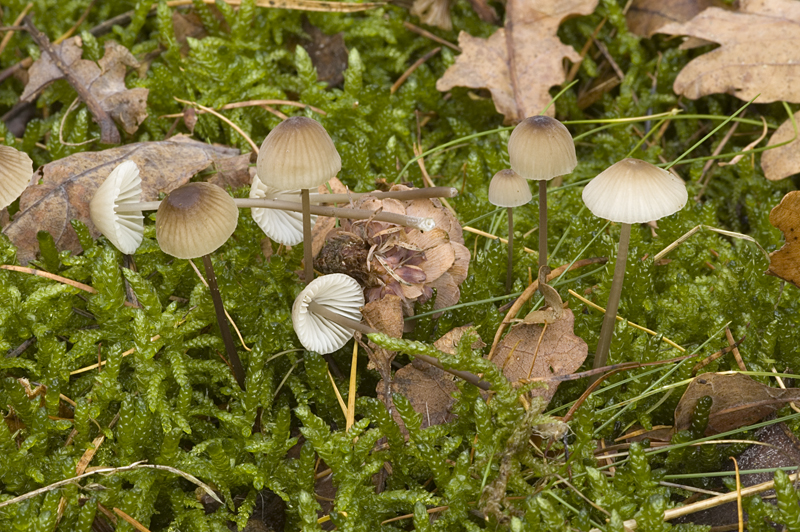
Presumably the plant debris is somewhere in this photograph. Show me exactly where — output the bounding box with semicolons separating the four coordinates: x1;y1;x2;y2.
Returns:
766;190;800;288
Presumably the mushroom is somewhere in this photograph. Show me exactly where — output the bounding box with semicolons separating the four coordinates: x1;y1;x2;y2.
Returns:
89;160;144;254
156;182;246;389
249;172;316;246
582;158;687;373
0;145;33;210
488;169;532;292
257;116;341;284
508;116;577;271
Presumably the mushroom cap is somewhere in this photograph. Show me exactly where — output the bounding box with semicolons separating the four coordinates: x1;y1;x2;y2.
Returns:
156;182;238;259
249;173;317;246
488;169;532;208
256;116;341;191
0;145;33;210
582;158;688;224
89;160;144;254
508;116;577;181
292;273;365;354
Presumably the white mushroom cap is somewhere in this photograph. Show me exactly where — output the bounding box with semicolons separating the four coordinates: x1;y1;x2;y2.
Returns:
249;173;317;246
292;273;365;354
582;158;688;224
0;145;33;210
508;116;577;181
89;160;144;254
156;182;238;259
256;116;341;191
488;169;532;208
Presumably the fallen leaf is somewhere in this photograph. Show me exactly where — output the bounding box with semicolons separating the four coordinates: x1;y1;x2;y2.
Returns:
411;0;455;31
766;191;800;288
625;0;730;38
301;17;348;87
21;37;149;135
491;309;588;403
433;324;485;354
436;0;597;122
172;11;207;56
363;294;404;382
674;373;800;435
761;110;800;181
3;136;241;264
207;152;252;190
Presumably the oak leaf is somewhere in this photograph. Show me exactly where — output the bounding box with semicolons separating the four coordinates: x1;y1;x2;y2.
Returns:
625;0;730;38
761;110;800;181
766;190;800;288
436;0;597;123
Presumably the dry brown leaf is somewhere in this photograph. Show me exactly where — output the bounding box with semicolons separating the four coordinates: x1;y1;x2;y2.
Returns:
21;38;148;135
301;17;348;87
674;373;800;435
363;295;404;340
436;0;597;123
411;0;455;31
434;324;485;354
2;136;240;264
626;0;730;38
491;309;587;403
766;191;800;288
207;152;252;190
762;110;800;181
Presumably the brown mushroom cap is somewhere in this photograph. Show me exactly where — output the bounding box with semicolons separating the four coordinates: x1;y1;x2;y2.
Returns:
508;116;577;181
156;182;238;259
0;145;33;210
256;116;341;191
488;169;532;208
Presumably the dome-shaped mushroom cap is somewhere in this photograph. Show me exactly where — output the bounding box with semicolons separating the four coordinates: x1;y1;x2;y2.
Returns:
156;182;238;259
90;160;144;254
508;116;577;181
292;273;365;354
582;158;688;224
0;145;33;210
249;173;317;246
256;116;341;191
488;169;532;208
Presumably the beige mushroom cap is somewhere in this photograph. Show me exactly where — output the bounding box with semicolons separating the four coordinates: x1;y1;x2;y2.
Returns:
488;169;532;208
89;160;144;254
249;173;317;246
156;182;238;259
508;116;577;181
0;145;33;210
256;116;341;191
582;158;688;224
292;273;365;354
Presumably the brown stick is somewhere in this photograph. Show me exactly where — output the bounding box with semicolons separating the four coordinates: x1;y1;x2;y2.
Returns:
401;21;460;52
202;255;245;389
391;47;441;94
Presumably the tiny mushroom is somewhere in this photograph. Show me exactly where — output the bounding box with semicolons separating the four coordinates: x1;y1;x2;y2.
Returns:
488;169;532;292
508;116;577;271
0;145;33;210
250;172;316;246
89;160;144;254
582;158;687;375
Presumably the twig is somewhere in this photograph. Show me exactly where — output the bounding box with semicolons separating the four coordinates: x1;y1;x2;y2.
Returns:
159;99;326;118
412;142;455;214
114;508;151;532
53;0;96;45
1;264;96;296
166;0;386;12
174;97;258;153
653;224;770;263
463;226;536;254
70;335;160;375
391;47;441;94
695;121;738;200
401;21;460;52
0;3;33;56
725;327;747;371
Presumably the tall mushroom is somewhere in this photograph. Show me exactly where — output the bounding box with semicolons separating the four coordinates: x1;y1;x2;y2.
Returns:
257;116;341;284
582;158;687;373
156;182;246;389
508;116;577;271
488;169;532;293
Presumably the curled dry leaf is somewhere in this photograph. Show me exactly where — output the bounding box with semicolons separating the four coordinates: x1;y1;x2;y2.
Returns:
362;294;404;381
766;191;800;288
2;136;241;264
436;0;598;123
761;110;800;181
625;0;730;38
411;0;455;31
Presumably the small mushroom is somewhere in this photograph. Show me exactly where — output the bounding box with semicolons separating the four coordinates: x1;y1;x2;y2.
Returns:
156;182;246;388
582;158;687;374
0;145;33;210
488;169;532;293
89;160;144;254
508;116;577;271
249;172;316;246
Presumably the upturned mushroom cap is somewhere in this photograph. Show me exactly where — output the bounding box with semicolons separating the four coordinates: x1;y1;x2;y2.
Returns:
89;160;144;254
0;145;33;210
292;273;365;354
488;169;532;208
156;182;238;259
249;173;317;246
582;158;688;224
256;116;341;191
508;116;577;181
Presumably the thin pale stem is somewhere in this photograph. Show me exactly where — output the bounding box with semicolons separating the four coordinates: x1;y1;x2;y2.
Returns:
302;189;313;284
592;223;631;379
539;180;547;271
507;207;514;293
302;186;457;204
202;254;245;389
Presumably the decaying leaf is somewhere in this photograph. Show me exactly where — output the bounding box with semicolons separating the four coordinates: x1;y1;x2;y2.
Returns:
411;0;455;31
207;153;253;190
761;110;800;181
21;38;148;135
363;294;404;381
436;0;597;122
626;0;730;38
300;18;349;87
491;309;587;403
3;136;241;264
674;373;800;435
433;324;485;355
766;191;800;288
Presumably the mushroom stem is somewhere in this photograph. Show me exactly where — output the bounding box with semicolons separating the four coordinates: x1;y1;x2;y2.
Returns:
539;180;547;271
302;189;314;284
306;301;491;390
303;186;458;204
202;254;246;389
506;207;514;293
592;222;631;377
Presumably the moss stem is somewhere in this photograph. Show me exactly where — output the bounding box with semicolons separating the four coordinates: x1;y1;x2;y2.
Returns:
202;254;245;389
302;188;313;284
507;207;514;293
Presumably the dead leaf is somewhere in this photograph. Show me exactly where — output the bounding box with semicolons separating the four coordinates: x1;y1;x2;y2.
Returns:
433;324;485;354
411;0;455;31
173;11;207;56
363;295;404;339
301;18;348;87
626;0;730;38
21;38;148;135
674;373;800;435
762;110;800;181
436;0;597;122
491;309;588;403
207;152;252;190
766;191;800;288
310;177;347;258
3;136;240;264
